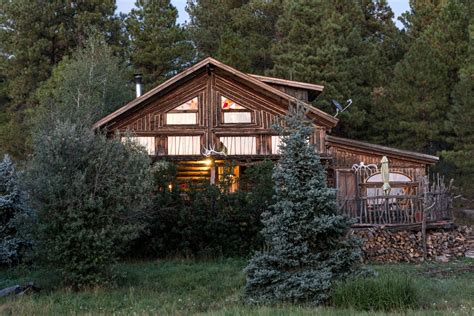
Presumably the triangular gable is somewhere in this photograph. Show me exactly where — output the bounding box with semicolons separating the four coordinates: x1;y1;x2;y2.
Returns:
92;57;338;130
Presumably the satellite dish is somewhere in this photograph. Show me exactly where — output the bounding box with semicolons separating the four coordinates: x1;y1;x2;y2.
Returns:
332;99;353;117
331;99;343;111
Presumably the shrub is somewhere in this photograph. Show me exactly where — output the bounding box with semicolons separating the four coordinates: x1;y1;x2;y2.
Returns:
24;122;153;288
0;155;34;266
331;274;418;311
128;160;274;258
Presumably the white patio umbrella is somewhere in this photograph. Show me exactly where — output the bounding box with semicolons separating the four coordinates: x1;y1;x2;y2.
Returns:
381;156;391;195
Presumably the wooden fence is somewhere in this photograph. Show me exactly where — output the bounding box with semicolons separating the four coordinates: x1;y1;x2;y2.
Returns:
338;175;453;226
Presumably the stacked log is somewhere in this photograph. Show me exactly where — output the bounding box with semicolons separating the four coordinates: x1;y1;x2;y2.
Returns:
355;225;472;263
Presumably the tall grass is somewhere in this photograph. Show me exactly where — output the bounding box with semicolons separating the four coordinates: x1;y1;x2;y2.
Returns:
331;274;418;311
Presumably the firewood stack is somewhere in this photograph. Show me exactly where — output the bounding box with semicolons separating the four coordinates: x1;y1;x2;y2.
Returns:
355;226;472;263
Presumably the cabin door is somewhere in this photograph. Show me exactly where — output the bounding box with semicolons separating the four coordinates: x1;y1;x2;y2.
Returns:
336;170;358;219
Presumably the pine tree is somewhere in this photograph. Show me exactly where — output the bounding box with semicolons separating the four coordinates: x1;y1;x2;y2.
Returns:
0;0;123;160
186;0;248;58
0;155;34;266
187;0;282;74
442;23;474;197
35;33;132;128
386;0;470;154
126;0;194;88
245;103;361;304
270;1;402;141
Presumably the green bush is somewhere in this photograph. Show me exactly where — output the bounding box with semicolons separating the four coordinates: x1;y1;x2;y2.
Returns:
128;160;274;258
24;122;153;288
331;274;418;311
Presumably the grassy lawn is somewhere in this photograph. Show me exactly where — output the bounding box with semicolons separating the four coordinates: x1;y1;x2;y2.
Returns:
0;258;473;315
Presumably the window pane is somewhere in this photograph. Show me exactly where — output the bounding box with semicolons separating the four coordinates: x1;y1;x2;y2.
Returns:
367;173;411;182
220;137;256;155
122;136;155;155
166;113;197;125
223;112;252;123
174;97;198;111
271;135;282;154
221;96;245;110
168;136;201;155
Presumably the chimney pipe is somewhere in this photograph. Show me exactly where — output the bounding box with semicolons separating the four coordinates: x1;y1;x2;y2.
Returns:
134;74;143;98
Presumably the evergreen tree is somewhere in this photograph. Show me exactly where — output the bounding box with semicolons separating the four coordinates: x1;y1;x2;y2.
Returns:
35;33;132;128
186;0;248;58
0;155;34;266
443;23;474;197
386;0;470;154
187;0;282;73
245;103;361;304
270;1;402;141
24;122;153;288
126;0;194;88
0;0;123;160
399;0;449;43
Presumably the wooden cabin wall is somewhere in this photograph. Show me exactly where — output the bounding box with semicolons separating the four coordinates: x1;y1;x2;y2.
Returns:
327;145;427;181
107;71;328;156
267;84;309;102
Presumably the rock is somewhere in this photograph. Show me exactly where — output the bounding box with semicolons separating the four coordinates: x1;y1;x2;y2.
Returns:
435;255;449;263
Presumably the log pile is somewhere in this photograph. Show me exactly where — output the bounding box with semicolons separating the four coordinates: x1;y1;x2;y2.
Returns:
355;225;472;263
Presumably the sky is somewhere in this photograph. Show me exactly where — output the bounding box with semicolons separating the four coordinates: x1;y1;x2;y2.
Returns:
116;0;410;28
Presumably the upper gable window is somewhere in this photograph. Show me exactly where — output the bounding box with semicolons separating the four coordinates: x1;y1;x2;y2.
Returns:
166;97;198;125
221;96;252;124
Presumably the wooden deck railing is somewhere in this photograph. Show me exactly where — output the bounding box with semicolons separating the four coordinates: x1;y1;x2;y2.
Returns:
338;179;453;226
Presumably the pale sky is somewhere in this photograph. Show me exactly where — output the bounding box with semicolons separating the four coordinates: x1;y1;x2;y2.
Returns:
116;0;409;28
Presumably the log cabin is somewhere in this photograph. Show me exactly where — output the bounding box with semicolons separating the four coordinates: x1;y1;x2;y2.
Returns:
93;57;452;228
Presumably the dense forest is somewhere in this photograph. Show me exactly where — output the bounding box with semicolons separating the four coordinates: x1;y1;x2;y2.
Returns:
0;0;472;196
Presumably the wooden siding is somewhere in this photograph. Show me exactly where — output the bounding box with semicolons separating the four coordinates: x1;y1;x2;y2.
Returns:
106;71;327;157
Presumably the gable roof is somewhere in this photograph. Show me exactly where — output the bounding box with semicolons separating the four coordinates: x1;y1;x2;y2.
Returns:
93;57;338;130
248;74;324;92
326;135;439;164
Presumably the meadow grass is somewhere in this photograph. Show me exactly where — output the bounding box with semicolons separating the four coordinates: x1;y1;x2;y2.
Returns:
0;258;473;315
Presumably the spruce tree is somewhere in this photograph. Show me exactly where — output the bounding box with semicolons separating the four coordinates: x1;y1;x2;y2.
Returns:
127;0;194;88
245;103;361;304
0;155;34;266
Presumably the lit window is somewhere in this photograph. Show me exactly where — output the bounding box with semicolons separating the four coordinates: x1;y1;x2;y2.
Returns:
220;136;256;155
271;135;282;154
122;136;155;155
168;136;201;155
166;97;198;125
221;96;252;123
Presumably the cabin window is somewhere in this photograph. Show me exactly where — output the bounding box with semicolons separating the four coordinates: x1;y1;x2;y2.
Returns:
218;165;240;193
166;97;198;125
221;96;252;124
168;136;201;155
220;136;257;155
122;136;155;155
366;173;412;197
271;135;282;154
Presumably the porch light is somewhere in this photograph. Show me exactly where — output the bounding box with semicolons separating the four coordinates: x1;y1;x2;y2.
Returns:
203;158;213;166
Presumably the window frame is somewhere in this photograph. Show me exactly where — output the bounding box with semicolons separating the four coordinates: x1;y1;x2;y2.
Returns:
220;95;254;125
165;97;199;126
